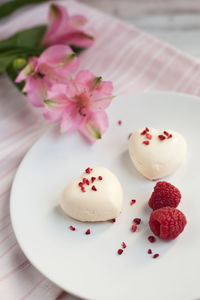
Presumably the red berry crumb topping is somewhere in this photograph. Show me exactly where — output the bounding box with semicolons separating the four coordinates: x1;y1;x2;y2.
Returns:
81;187;86;193
91;185;97;191
122;242;127;249
130;199;136;206
69;226;75;231
83;178;90;185
98;176;103;180
146;133;152;140
158;134;166;141
140;127;149;135
148;249;152;254
85;229;91;235
149;207;187;240
149;181;181;210
131;224;137;232
118;249;123;255
148;236;156;243
112;218;116;223
91;177;96;183
163;131;173;139
85;167;93;174
133;218;141;225
118;120;122;125
78;182;83;187
153;253;159;259
163;130;170;137
143;140;150;145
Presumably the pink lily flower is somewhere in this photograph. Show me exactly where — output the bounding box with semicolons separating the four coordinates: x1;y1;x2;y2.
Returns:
43;70;114;142
42;3;94;49
15;45;79;107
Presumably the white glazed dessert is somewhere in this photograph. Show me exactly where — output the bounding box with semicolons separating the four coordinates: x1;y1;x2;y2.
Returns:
129;127;187;180
61;167;123;222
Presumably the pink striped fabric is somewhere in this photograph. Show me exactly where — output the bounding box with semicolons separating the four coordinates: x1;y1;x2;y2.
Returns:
1;0;200;299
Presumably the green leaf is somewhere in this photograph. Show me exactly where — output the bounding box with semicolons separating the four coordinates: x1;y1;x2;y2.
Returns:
0;25;46;51
0;48;43;74
0;54;17;73
0;0;53;20
0;49;24;72
0;26;46;73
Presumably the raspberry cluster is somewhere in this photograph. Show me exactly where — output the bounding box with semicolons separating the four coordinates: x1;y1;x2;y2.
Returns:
148;181;187;240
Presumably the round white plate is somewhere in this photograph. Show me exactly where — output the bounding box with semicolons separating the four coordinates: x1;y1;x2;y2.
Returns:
10;92;200;300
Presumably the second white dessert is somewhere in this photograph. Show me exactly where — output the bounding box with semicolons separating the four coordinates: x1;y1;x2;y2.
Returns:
129;127;187;180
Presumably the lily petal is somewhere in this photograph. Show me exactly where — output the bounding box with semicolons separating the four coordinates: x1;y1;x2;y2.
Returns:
47;82;81;103
44;100;69;122
47;83;68;98
89;81;114;111
54;31;94;48
23;76;49;107
42;3;94;48
63;78;85;100
38;45;79;82
60;104;84;132
43;84;70;121
68;15;88;28
79;111;109;143
39;45;74;66
75;69;95;87
42;3;70;45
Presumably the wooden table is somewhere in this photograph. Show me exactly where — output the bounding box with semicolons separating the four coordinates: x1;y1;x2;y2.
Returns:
79;0;200;59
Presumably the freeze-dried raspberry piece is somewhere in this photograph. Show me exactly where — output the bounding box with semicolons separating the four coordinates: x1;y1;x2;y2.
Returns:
149;207;187;240
149;181;181;210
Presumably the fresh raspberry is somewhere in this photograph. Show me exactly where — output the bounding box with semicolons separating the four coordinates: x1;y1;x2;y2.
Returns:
149;207;187;240
149;181;181;210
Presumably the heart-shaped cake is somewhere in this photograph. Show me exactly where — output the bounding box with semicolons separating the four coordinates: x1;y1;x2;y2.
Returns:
129;127;187;180
61;167;123;222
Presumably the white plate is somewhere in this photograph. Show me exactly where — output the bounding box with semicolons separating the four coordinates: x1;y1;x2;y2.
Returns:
10;92;200;300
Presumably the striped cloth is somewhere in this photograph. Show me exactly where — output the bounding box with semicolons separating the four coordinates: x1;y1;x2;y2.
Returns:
1;0;200;299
